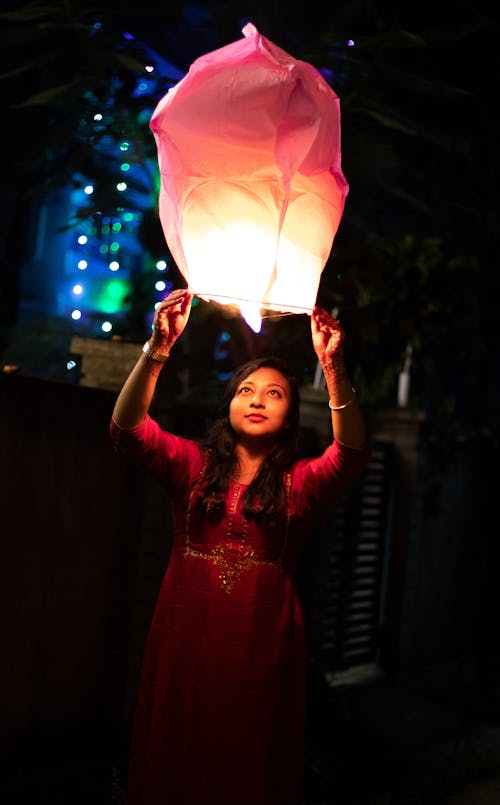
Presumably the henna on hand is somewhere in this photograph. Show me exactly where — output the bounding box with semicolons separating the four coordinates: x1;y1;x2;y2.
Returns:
150;289;192;352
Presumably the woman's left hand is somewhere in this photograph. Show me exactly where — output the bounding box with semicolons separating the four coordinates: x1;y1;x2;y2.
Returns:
311;306;345;366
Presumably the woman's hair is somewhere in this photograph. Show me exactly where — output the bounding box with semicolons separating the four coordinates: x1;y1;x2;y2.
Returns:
196;356;300;525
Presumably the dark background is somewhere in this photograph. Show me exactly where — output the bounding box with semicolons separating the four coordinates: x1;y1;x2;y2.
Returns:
0;2;499;803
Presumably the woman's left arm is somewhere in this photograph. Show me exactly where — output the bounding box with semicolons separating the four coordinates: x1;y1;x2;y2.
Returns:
311;306;367;449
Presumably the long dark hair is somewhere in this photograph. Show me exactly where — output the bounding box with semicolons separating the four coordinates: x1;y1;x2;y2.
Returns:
196;356;300;525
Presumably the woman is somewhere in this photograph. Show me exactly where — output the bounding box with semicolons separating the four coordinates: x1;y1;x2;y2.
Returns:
110;288;369;805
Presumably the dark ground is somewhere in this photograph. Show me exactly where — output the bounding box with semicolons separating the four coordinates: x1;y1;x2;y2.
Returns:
2;667;500;805
304;666;500;805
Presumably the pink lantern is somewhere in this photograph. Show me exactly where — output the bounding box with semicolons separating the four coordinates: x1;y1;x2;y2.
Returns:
150;22;348;332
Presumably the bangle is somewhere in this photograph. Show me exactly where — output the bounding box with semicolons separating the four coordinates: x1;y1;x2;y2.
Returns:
329;388;356;410
142;341;170;362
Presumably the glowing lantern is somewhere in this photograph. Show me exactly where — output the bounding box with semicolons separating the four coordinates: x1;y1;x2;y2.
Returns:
150;22;348;332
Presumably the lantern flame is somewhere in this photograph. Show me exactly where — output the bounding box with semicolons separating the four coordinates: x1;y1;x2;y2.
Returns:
239;302;262;333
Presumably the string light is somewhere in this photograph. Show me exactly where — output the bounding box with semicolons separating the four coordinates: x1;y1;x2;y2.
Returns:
60;46;174;340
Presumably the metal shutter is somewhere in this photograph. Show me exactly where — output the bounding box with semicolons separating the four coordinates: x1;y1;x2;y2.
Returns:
305;440;394;677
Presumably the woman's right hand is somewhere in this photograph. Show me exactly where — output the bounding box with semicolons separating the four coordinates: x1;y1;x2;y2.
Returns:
148;288;193;354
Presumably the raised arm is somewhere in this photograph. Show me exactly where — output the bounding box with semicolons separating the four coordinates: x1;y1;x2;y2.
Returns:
311;306;367;449
112;289;192;429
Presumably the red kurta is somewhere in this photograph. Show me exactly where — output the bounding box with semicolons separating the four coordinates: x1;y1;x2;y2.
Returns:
111;415;368;805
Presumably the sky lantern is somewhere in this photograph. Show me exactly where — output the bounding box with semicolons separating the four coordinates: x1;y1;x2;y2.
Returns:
150;22;349;332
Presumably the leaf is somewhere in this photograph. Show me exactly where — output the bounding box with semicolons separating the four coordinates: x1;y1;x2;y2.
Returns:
14;79;83;108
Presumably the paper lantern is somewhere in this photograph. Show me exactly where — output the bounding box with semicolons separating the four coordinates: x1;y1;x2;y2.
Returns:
150;22;348;332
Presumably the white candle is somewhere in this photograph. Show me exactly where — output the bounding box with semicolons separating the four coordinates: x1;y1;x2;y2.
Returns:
397;344;413;407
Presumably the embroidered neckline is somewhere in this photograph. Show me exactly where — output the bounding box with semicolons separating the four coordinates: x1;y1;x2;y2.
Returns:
184;457;292;593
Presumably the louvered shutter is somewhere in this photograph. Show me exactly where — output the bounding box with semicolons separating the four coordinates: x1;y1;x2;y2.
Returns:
305;441;394;674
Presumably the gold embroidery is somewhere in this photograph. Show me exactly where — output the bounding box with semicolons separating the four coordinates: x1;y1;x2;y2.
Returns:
184;462;292;593
185;542;277;593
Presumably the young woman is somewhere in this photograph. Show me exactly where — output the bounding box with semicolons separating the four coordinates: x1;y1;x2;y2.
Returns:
110;288;369;805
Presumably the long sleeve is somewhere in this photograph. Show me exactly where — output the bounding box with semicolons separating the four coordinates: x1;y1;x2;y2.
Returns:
290;438;370;518
110;414;203;492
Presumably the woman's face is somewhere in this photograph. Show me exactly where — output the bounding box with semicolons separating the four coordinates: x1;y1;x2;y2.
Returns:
229;366;291;443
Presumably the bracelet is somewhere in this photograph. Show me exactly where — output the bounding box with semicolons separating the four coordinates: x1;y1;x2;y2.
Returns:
142;341;170;362
329;388;356;410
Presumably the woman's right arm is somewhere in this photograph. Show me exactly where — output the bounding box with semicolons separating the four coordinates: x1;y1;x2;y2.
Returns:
112;288;192;429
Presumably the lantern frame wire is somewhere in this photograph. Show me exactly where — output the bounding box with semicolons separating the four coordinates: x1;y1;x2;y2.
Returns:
190;292;314;315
